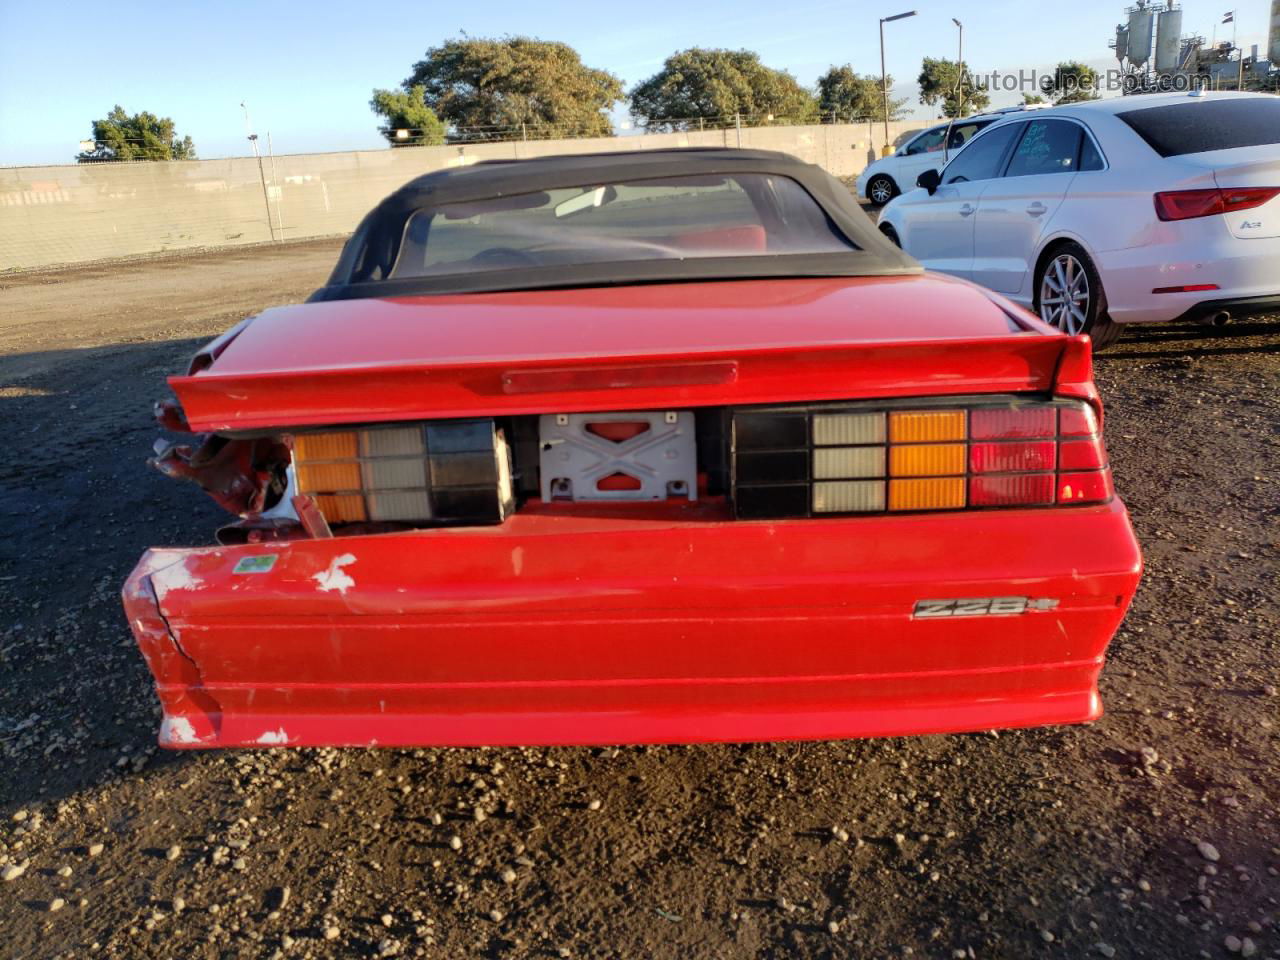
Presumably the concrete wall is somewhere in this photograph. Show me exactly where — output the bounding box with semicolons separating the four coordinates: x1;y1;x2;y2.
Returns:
0;121;921;272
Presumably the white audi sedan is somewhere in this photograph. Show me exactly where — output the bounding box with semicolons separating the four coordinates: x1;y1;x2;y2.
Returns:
876;92;1280;348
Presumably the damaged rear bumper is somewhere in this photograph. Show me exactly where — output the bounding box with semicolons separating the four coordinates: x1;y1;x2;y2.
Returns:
123;501;1142;748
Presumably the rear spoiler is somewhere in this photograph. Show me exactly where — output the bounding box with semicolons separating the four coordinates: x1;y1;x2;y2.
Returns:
169;334;1094;433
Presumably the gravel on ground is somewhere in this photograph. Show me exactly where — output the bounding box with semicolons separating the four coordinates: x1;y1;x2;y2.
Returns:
0;238;1276;959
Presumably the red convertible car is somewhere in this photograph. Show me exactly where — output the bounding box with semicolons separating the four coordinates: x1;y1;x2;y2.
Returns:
123;149;1142;749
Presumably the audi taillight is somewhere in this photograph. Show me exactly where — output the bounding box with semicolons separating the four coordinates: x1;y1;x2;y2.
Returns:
732;398;1111;519
1154;187;1280;221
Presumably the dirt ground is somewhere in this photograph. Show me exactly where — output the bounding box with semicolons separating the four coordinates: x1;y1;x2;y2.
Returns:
0;240;1277;960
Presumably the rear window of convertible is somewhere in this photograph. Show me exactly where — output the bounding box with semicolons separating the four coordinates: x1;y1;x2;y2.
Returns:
1117;98;1280;157
378;174;856;281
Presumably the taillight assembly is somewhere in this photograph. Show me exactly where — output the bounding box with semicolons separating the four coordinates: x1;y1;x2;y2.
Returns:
1154;187;1280;221
732;399;1111;519
291;419;514;527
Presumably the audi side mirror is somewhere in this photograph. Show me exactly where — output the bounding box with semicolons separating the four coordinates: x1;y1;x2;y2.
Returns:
917;169;941;195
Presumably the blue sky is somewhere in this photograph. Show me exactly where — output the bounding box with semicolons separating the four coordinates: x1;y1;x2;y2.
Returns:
0;0;1269;166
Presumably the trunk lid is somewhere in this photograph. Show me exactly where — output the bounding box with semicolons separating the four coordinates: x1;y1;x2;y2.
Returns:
1210;148;1280;240
1172;146;1280;239
170;276;1070;432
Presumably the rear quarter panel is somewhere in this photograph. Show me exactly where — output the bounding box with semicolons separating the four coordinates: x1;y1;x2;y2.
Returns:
1062;112;1216;254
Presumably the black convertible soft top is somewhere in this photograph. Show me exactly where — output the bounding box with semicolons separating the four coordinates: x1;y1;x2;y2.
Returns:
311;148;921;301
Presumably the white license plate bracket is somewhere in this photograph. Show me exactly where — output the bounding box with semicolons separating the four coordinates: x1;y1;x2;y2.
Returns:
538;411;697;502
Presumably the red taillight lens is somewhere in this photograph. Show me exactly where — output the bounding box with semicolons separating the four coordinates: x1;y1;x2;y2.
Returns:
1059;437;1107;470
1155;187;1280;221
970;407;1056;440
970;441;1056;474
1058;405;1098;437
1155;189;1223;220
970;474;1055;507
1221;187;1280;211
1057;470;1113;504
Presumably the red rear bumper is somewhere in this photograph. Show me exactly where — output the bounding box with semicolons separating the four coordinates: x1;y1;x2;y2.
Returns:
123;501;1142;748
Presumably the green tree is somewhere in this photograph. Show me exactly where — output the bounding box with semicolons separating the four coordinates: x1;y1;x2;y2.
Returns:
1049;62;1102;103
403;37;622;139
76;106;196;162
370;85;447;146
817;65;907;122
1023;93;1048;105
629;49;818;130
917;58;991;118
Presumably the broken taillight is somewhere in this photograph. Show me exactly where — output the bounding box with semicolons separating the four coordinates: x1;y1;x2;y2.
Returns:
290;419;515;527
732;398;1112;519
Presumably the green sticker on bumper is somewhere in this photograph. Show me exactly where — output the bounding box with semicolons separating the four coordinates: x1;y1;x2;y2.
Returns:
233;555;278;574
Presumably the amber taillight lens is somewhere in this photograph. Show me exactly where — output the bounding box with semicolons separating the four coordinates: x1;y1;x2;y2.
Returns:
732;398;1111;519
292;419;514;527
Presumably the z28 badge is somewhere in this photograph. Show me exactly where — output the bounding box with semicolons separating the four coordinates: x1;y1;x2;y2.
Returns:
913;597;1060;618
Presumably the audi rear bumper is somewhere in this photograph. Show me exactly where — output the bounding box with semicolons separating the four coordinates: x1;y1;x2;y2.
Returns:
1170;294;1280;324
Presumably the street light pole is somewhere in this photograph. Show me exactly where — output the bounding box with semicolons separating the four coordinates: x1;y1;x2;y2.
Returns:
880;18;888;154
241;102;277;244
943;19;964;164
879;11;917;157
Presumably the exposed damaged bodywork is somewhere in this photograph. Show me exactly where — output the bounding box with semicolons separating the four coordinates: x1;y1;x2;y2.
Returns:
124;149;1142;749
150;431;289;519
